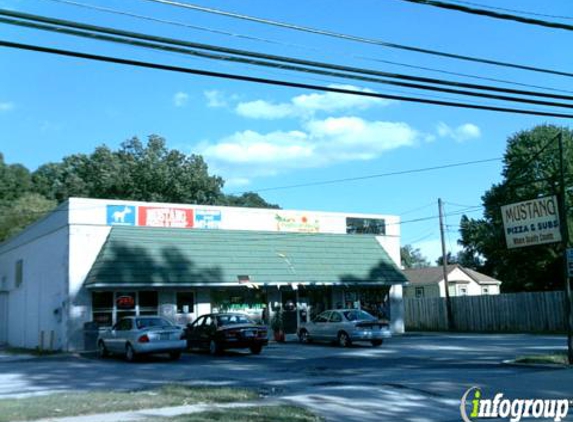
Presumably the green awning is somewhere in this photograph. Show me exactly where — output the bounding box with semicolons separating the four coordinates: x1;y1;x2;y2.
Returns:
85;226;407;288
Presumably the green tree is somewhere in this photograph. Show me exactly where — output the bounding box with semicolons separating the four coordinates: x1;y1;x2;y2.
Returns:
0;153;33;201
458;124;573;292
0;193;57;241
401;245;431;269
223;192;279;209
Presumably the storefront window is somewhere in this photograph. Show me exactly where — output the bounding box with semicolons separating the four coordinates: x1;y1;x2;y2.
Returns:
139;291;158;315
92;292;113;327
177;292;195;313
346;217;386;235
211;288;266;320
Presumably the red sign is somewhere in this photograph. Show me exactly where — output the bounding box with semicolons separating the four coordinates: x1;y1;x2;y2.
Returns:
138;207;194;228
116;295;135;310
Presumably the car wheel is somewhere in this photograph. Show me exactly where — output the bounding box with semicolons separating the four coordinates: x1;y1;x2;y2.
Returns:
209;340;220;356
97;341;109;358
298;329;310;344
371;339;383;347
250;344;263;355
169;351;182;360
125;343;137;362
338;332;351;348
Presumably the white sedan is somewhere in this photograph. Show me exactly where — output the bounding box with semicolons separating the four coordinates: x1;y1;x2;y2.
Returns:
298;309;391;347
97;316;186;361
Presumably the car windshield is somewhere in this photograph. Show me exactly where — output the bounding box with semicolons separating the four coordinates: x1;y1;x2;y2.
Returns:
343;310;377;322
136;317;174;329
216;314;253;326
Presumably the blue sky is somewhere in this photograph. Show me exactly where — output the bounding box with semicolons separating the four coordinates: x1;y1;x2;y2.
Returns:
1;0;572;262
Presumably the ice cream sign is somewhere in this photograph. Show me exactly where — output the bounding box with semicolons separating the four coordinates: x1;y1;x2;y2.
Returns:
138;206;193;228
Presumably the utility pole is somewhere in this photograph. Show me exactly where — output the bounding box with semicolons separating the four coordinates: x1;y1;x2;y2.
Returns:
438;198;454;330
557;131;573;364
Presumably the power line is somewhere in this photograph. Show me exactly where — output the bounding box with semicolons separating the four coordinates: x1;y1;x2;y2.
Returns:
43;0;573;93
399;0;573;31
139;0;573;78
6;14;573;110
444;0;573;20
4;40;573;119
6;9;573;104
40;0;573;95
235;158;502;195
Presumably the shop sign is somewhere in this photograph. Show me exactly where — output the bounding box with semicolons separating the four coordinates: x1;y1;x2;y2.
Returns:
567;248;573;278
275;214;320;233
195;209;222;229
501;196;561;249
106;205;136;226
138;206;193;228
116;295;135;310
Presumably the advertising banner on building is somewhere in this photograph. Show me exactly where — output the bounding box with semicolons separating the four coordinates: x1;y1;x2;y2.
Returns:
501;196;561;249
195;209;222;229
106;205;136;226
275;213;320;233
138;206;193;228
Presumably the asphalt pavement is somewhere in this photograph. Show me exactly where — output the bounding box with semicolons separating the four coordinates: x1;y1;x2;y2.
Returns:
0;333;572;422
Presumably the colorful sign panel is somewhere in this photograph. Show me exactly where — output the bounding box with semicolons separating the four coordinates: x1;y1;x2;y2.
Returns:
501;196;561;249
138;206;193;228
106;205;136;226
195;209;222;229
275;214;320;233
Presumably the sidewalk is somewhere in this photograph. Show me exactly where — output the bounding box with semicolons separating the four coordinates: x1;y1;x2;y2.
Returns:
32;399;283;422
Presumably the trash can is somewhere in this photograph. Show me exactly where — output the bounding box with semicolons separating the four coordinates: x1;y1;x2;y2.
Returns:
83;321;99;352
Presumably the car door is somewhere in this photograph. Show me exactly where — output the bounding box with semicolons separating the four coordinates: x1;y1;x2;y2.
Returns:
198;315;216;349
310;311;331;341
186;316;205;348
108;318;132;352
327;311;344;341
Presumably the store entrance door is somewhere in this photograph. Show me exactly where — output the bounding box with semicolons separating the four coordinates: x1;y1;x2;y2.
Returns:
281;290;298;334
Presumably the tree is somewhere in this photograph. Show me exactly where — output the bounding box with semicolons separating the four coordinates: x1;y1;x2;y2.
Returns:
223;192;280;209
0;193;57;241
401;245;431;269
458;124;573;292
435;252;457;267
0;153;33;202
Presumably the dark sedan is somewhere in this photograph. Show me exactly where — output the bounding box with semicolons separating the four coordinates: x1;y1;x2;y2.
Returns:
184;313;268;355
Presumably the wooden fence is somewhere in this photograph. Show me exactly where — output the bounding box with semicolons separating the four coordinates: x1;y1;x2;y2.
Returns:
404;291;567;333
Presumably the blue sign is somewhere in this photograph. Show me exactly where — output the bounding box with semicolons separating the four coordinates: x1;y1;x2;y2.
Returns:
195;210;222;229
106;205;136;226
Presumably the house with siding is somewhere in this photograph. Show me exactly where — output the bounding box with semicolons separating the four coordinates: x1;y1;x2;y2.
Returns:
403;264;501;298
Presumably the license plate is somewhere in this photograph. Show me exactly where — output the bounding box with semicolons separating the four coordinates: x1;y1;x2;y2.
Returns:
244;330;255;338
160;334;170;341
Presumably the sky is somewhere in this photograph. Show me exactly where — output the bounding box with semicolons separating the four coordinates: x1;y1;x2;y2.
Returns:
1;0;572;263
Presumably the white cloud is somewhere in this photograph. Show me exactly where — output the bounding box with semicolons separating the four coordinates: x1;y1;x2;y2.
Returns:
0;102;14;112
198;116;419;179
234;85;392;120
204;90;230;108
173;92;189;107
437;122;481;143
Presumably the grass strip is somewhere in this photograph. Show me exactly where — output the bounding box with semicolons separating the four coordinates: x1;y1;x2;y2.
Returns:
154;405;323;422
0;384;257;422
514;353;569;365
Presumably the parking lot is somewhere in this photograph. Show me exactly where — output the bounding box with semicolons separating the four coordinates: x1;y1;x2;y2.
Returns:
1;333;572;421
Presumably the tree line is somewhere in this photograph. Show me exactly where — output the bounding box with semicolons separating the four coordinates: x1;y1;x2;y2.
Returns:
0;135;278;242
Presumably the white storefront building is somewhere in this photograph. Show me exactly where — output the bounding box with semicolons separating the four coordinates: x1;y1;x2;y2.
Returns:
0;197;406;351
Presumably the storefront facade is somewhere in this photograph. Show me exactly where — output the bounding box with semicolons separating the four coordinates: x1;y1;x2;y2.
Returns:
0;198;406;351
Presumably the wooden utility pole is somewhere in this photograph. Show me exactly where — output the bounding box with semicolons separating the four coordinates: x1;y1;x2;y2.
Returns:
438;198;454;330
557;131;573;364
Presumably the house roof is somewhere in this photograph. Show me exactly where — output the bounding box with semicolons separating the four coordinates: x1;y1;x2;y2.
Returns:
85;226;408;289
402;264;501;286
